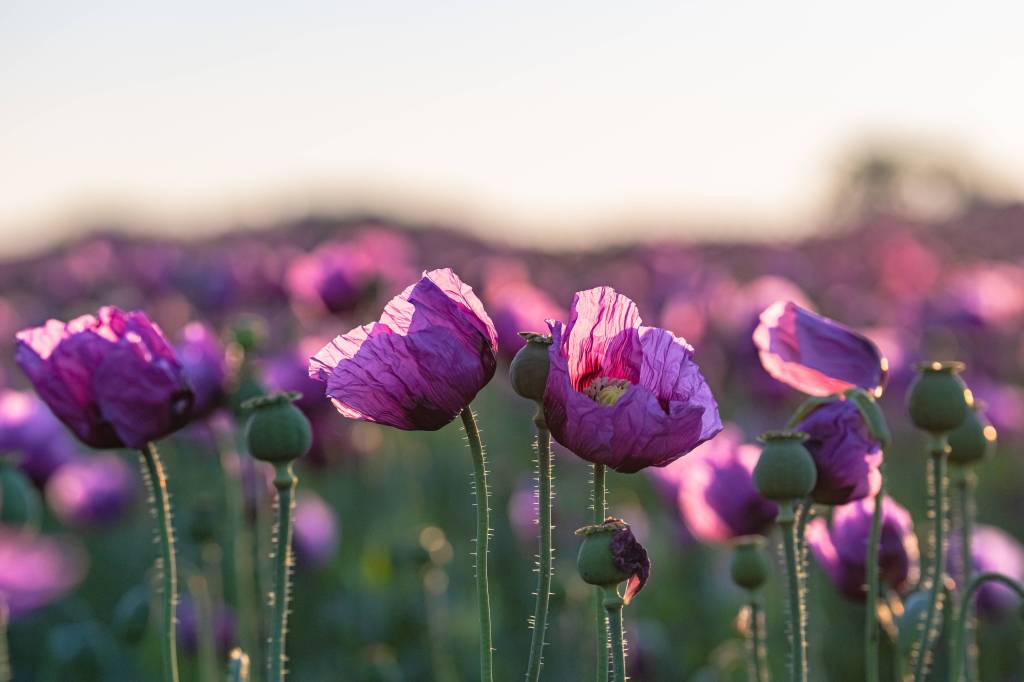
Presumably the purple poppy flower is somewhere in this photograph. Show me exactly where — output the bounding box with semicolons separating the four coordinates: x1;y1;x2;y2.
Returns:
753;301;889;398
15;307;194;449
543;287;722;473
0;389;79;487
293;490;340;570
0;525;87;619
263;346;330;415
177;598;237;657
652;427;778;543
485;281;563;363
287;241;375;315
176;322;227;419
793;399;883;505
308;269;498;431
958;525;1024;620
46;455;138;527
805;495;919;600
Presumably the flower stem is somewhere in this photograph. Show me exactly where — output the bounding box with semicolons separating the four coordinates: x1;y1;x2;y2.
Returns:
602;588;626;682
912;446;948;682
140;442;180;682
950;572;1024;681
268;462;297;682
229;648;251;682
525;411;554;682
779;502;808;682
954;470;977;682
745;595;768;682
0;599;10;682
865;466;886;682
593;463;609;682
460;407;494;682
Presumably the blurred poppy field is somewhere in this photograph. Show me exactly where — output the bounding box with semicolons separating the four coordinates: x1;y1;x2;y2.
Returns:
2;205;1024;682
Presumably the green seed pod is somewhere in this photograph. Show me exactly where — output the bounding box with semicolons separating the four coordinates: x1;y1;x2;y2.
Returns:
730;535;770;591
244;392;312;464
0;462;42;529
112;585;151;644
947;402;996;467
577;519;633;588
906;361;971;435
753;431;817;503
509;333;552;403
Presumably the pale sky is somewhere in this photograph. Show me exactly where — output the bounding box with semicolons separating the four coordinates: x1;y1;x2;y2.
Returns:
3;2;1023;253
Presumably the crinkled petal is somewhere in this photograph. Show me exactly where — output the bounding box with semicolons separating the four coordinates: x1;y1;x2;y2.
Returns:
796;399;883;505
563;287;642;389
753;301;888;397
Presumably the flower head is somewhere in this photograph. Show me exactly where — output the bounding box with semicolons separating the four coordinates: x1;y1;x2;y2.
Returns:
309;269;498;431
793;399;883;505
753;301;888;397
543;287;721;473
15;307;193;448
46;455;138;527
0;389;79;486
176;322;227;418
806;495;919;600
0;525;87;619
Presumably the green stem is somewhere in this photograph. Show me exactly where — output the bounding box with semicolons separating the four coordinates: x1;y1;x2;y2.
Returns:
525;412;554;682
140;442;180;682
779;503;807;682
460;407;493;682
593;463;609;682
0;599;10;682
229;648;251;682
745;595;768;682
950;572;1024;681
865;467;886;682
913;448;948;682
602;589;626;682
954;470;977;682
268;463;297;682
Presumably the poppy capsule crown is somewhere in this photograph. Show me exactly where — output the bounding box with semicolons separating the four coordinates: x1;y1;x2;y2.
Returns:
753;431;817;504
906;361;972;435
509;332;551;403
575;518;651;604
244;392;312;463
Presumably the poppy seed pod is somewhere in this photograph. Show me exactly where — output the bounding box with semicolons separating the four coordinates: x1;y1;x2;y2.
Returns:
730;536;770;591
575;518;651;604
509;333;551;403
907;362;971;435
243;392;312;464
753;431;817;504
947;403;996;467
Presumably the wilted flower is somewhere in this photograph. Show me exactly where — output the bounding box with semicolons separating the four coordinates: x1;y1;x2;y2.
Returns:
753;301;889;398
793;399;883;505
46;455;138;527
308;269;498;431
651;427;777;543
177;322;227;418
293;490;340;570
0;389;79;487
806;496;919;600
956;525;1024;620
0;525;87;618
543;287;721;473
576;518;651;603
15;307;194;448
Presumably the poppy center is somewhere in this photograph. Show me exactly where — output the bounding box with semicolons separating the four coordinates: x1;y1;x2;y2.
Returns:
583;377;631;406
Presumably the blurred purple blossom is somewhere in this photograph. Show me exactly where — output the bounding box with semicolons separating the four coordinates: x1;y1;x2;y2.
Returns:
293;490;340;570
0;525;87;619
176;322;227;419
0;389;79;487
46;455;138;527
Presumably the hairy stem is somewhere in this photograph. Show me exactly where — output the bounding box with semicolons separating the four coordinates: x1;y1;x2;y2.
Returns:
603;589;626;682
779;503;807;682
0;600;9;682
268;463;297;682
593;463;609;682
954;470;977;682
913;448;948;682
950;572;1024;681
229;648;251;682
140;442;180;682
461;407;493;682
745;596;768;682
525;412;554;682
865;466;886;682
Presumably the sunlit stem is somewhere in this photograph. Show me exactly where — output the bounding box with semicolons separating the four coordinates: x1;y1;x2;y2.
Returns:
602;588;626;682
525;410;554;682
460;407;494;682
953;468;978;682
593;463;609;682
912;442;949;682
950;572;1024;681
865;465;886;682
229;648;251;682
268;463;297;682
778;501;808;682
744;594;768;682
140;442;180;682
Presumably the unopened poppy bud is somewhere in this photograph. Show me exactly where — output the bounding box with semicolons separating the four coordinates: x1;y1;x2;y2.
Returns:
753;431;817;504
0;463;42;529
947;402;996;467
730;536;770;591
575;517;651;604
509;333;551;403
243;392;312;463
907;361;971;435
113;586;150;644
